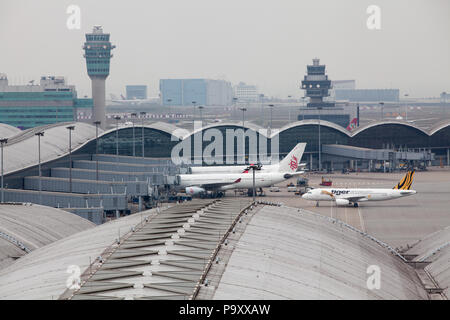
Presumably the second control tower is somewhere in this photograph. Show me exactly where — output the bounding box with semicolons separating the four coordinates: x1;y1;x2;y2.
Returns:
83;26;115;129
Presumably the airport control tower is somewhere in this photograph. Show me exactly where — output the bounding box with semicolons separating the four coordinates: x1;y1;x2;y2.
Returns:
301;58;335;108
83;26;115;129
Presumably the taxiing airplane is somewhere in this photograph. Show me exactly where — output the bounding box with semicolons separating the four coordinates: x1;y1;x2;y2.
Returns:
189;143;306;174
302;170;416;207
178;143;306;196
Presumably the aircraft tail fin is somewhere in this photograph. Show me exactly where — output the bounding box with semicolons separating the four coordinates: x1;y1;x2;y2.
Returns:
278;143;306;173
393;170;415;190
120;94;126;100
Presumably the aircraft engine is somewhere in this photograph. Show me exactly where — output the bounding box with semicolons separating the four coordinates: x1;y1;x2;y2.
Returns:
185;186;206;195
335;199;350;206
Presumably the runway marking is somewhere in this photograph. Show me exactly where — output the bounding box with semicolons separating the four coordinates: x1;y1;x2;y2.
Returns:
357;206;366;232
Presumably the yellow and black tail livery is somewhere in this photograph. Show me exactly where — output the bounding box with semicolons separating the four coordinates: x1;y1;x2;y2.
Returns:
393;170;415;190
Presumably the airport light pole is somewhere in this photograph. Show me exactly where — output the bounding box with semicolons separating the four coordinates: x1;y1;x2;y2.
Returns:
268;104;274;129
192;101;197;128
167;99;172;120
66;126;75;193
232;97;238;120
198;105;204;128
239;107;247;128
379;102;384;121
93;121;101;181
240;107;247;162
131;113;137;157
287;95;292;123
300;97;307;120
248;164;259;203
35;132;44;204
140;112;146;158
114;116;121;157
259;94;264;125
318;106;322;172
404;94;409;121
0;138;7;203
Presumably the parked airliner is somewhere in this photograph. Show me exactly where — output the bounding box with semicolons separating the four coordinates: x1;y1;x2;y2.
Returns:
189;143;306;174
302;170;416;207
178;143;306;196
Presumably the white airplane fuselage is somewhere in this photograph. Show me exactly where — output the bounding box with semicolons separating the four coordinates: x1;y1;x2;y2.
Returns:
302;188;416;203
178;172;299;191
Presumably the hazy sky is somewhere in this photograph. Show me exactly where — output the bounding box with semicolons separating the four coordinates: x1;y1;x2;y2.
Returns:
1;0;449;98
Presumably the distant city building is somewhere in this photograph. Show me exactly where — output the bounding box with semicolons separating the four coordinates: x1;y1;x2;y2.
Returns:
83;25;115;129
234;82;258;102
126;85;147;100
332;80;356;90
0;74;92;129
301;58;335;108
335;89;399;102
441;92;449;103
160;79;232;106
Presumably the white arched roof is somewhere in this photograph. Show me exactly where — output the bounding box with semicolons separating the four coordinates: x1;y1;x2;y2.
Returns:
3;122;101;175
351;120;429;137
0;123;21;139
276;119;352;138
187;121;267;139
429;120;450;136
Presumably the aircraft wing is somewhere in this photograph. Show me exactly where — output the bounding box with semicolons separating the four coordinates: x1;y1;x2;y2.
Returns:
320;190;368;202
199;178;241;190
342;196;369;202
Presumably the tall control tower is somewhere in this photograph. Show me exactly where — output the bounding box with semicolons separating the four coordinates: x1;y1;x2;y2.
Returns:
301;58;335;108
83;26;115;129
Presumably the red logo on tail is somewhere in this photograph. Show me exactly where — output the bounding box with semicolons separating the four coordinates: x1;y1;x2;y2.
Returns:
289;155;298;171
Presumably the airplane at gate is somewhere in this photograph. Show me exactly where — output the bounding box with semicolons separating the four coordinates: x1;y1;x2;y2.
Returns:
302;170;416;207
189;143;306;174
178;143;306;196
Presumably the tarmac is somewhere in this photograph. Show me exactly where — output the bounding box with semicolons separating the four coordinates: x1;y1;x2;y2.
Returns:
236;168;450;251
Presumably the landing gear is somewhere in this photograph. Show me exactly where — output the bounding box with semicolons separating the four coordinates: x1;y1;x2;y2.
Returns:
353;202;359;208
316;201;320;207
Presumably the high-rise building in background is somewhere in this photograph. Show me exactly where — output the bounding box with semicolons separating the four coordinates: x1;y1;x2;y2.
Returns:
160;79;232;106
0;74;92;129
126;85;147;100
234;82;258;102
83;25;115;129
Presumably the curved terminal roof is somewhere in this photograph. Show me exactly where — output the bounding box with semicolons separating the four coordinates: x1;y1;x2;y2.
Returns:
213;205;427;300
429;119;450;136
0;203;94;270
3;122;101;175
0;123;21;139
3;117;450;175
351;119;430;137
276;119;352;138
0;208;154;299
0;200;430;300
405;226;450;298
189;121;268;139
104;121;181;138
